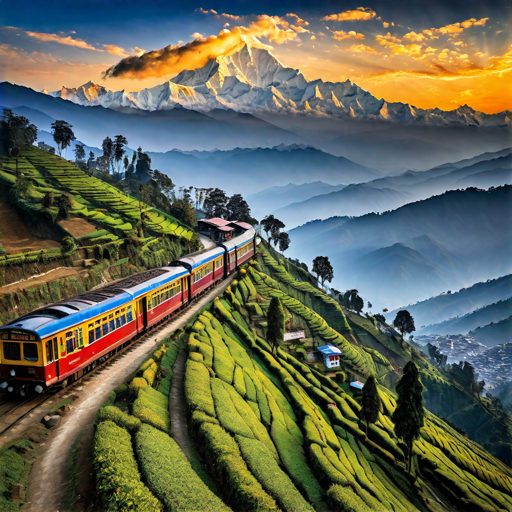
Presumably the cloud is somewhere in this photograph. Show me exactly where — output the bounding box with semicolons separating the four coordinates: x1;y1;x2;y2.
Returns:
332;30;365;41
196;7;241;22
104;15;303;79
323;7;377;22
24;30;98;51
102;44;129;57
348;43;377;54
286;13;309;26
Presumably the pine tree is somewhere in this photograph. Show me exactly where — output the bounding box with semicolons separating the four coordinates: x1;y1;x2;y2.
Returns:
392;361;424;473
359;375;381;434
266;296;285;355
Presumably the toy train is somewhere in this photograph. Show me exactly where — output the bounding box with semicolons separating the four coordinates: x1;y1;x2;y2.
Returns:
0;224;256;395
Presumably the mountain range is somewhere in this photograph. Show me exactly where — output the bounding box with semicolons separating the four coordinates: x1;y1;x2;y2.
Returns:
49;42;511;128
271;148;512;226
288;186;512;310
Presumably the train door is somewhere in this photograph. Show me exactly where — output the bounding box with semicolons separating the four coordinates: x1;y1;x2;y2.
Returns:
138;297;148;330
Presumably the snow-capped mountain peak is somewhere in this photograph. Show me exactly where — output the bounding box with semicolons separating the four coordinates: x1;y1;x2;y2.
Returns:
49;42;510;127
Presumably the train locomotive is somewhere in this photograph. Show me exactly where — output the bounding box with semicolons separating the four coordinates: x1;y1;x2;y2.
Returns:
0;224;256;395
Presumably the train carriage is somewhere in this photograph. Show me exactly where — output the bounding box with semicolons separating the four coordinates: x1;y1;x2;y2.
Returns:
173;245;225;299
221;226;256;272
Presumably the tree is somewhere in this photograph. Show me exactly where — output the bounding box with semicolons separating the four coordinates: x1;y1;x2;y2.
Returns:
392;361;424;474
1;108;37;155
373;313;386;324
74;143;85;163
56;193;73;219
204;188;228;218
170;198;197;228
102;136;113;173
51;120;75;157
113;134;128;176
393;310;415;340
277;232;290;253
135;148;152;182
153;170;174;200
261;214;276;240
226;194;255;223
359;375;381;434
312;256;333;288
123;155;129;174
266;296;285;355
261;215;284;242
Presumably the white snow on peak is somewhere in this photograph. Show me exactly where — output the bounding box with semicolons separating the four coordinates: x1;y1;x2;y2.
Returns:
48;42;511;127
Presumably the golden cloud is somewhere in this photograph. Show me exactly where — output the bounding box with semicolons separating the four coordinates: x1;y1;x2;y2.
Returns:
104;15;302;79
197;7;241;22
24;30;98;51
348;43;377;54
323;7;377;22
286;13;310;26
332;30;365;41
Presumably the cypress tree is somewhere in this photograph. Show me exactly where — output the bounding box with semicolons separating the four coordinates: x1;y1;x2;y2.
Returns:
359;375;381;434
267;296;285;355
392;361;424;474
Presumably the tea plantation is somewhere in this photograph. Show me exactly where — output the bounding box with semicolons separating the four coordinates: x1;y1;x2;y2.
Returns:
93;245;512;512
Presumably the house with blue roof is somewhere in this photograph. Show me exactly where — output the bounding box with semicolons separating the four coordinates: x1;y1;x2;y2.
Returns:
318;344;342;369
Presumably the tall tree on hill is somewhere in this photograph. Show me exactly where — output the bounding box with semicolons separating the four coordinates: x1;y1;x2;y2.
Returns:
226;193;255;223
135;148;152;182
342;289;364;313
392;361;424;474
393;310;415;341
267;296;285;355
261;215;284;242
102;136;113;173
51;120;75;157
270;219;286;247
170;197;197;228
278;232;290;254
204;188;228;218
113;134;128;177
74;143;85;163
359;375;381;434
312;256;334;288
1;109;37;157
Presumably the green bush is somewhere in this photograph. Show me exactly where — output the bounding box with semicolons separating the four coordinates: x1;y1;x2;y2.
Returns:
93;421;161;511
197;422;278;511
185;358;216;417
237;435;314;512
97;405;141;432
135;424;230;511
133;387;169;431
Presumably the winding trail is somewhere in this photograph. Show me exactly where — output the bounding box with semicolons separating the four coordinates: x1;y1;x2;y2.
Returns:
25;277;233;512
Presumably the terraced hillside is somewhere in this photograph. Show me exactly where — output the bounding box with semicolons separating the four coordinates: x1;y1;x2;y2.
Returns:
0;146;197;321
93;245;512;512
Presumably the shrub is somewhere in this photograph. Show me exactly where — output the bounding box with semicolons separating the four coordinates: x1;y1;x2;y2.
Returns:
142;361;158;386
133;387;169;431
236;435;314;512
97;405;141;432
185;359;216;417
93;421;161;511
135;424;230;512
130;377;148;395
197;422;278;511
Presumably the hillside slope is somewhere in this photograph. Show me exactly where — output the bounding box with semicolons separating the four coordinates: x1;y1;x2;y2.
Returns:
94;243;512;512
0;146;196;322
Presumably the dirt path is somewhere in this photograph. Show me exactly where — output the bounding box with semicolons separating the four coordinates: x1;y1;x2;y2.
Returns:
169;349;194;459
25;277;233;512
0;267;80;295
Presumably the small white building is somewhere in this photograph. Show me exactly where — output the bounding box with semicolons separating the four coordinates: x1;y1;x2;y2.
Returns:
318;344;342;369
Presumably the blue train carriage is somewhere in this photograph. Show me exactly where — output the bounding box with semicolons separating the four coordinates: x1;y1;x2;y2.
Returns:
221;226;257;273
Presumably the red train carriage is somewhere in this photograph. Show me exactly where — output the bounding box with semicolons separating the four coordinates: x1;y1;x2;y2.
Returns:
174;246;226;300
221;227;256;272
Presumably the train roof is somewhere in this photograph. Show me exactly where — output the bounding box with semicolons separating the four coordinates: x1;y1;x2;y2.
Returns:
221;227;256;251
174;245;225;270
0;265;189;338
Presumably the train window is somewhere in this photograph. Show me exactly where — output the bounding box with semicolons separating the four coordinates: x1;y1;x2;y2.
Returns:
109;319;115;331
95;320;101;340
88;328;95;343
102;323;109;337
46;339;54;363
66;331;76;353
127;309;133;322
215;258;223;269
53;338;58;360
3;342;21;361
120;315;126;326
60;338;66;357
24;343;38;362
77;329;84;348
116;317;121;329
